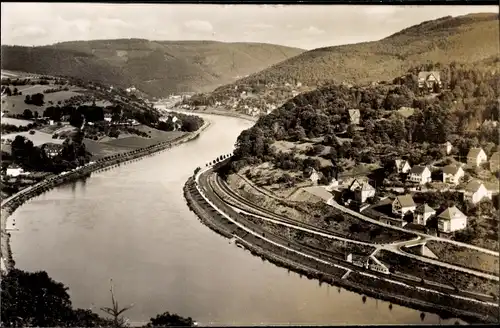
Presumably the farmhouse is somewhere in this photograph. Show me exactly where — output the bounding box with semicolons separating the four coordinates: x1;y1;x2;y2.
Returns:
437;206;467;233
418;71;442;90
395;159;411;174
6;164;23;177
353;182;376;203
414;203;436;226
442;164;464;185
489;152;500;172
380;216;407;227
392;194;416;218
408;165;431;185
467;148;487;167
348;109;360;125
465;180;490;204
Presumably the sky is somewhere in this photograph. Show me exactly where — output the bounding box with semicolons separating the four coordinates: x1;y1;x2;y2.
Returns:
1;3;497;50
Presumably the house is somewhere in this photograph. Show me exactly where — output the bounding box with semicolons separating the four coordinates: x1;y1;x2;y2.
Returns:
42;143;63;158
325;177;340;191
309;169;320;185
104;114;112;123
437;206;467;233
467;148;487;167
442;164;464;185
465;180;491;204
489;152;500;172
6;164;23;177
443;141;453;155
392;194;416;217
348;109;361;125
418;71;442;90
408;165;432;185
414;203;436;226
346;253;369;268
349;179;363;191
395;159;411;174
353;182;376;203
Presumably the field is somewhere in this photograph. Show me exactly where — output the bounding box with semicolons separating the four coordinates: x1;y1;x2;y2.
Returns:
376;250;499;297
1;117;32;127
82;139;131;159
1;131;64;147
425;240;499;275
133;124;185;141
1;87;83;116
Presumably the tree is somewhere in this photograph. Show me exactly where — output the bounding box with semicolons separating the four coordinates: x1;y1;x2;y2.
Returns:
100;279;134;328
146;312;195;327
69;111;84;128
1;269;75;327
22;109;33;120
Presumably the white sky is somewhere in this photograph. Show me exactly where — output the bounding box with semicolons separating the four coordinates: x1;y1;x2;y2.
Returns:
1;3;497;50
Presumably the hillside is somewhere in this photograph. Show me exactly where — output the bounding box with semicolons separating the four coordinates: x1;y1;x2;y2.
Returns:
1;40;304;97
188;13;498;114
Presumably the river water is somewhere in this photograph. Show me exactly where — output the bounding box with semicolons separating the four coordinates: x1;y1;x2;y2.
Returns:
9;113;463;326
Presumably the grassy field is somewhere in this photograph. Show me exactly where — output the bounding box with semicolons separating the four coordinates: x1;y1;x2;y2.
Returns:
425;240;499;276
1;131;64;147
82;139;131;159
133;124;185;141
1;117;33;126
1;88;82;116
376;250;499;297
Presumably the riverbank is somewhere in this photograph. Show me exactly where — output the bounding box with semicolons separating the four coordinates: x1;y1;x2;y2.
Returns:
184;175;499;324
162;106;258;123
0;118;212;274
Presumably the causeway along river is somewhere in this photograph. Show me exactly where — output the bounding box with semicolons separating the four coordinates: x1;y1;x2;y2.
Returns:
7;110;465;326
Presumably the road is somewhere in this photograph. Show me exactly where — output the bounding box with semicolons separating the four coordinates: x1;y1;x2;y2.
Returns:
199;167;499;282
193;165;498;306
236;171;499;257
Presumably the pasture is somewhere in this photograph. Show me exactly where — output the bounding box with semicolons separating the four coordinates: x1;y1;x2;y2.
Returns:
1;117;33;127
1;131;65;147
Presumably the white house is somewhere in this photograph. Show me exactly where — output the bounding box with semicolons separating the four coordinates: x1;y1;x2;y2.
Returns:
325;177;340;191
346;253;369;268
348;109;361;125
392;194;416;217
414;203;436;226
6;164;23;177
309;169;320;185
467;148;487;167
418;71;442;90
443;141;453;155
465;180;491;204
353;182;376;203
437;206;467;233
408;165;432;185
395;159;411;174
442;164;464;185
104;114;112;123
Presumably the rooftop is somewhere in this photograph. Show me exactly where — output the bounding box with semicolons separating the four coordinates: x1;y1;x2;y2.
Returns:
409;165;428;175
395;194;415;208
416;203;436;214
442;164;462;175
438;206;467;221
467;148;485;158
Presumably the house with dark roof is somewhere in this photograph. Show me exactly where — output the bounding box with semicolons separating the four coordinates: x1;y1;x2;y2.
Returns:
467;148;487;167
418;71;442;90
414;203;436;226
408;165;431;185
392;194;416;218
437;206;467;233
442;164;464;185
353;182;376;203
42;143;63;158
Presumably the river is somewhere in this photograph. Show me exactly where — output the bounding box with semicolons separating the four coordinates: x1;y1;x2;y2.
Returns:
9;113;463;326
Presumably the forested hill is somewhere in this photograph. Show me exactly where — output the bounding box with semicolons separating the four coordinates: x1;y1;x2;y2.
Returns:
206;13;498;101
0;40;304;97
228;62;499;175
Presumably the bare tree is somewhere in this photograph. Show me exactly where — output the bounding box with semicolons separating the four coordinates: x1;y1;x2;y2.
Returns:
100;279;134;328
